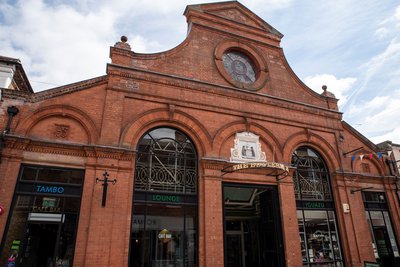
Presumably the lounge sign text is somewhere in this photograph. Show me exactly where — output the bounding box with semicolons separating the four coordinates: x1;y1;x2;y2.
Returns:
152;194;180;203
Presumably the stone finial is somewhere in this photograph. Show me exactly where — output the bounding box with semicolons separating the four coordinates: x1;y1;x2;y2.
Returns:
321;85;336;98
114;35;131;51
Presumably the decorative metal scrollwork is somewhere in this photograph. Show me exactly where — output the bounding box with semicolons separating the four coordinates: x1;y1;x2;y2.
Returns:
134;128;197;194
292;147;332;200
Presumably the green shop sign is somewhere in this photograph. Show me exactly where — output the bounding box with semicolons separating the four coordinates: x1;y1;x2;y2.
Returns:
364;262;380;267
303;201;325;209
152;194;181;203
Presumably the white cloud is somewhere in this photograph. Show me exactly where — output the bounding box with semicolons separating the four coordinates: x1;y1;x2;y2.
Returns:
303;74;356;107
0;0;120;90
350;91;400;144
0;0;399;145
375;27;389;39
130;35;162;53
348;96;389;115
395;5;400;20
343;38;400;113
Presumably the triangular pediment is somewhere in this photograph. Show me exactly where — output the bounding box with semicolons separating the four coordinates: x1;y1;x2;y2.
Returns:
185;1;283;38
208;6;263;28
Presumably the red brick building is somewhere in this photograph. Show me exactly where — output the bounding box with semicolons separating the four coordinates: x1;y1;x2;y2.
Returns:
0;2;399;267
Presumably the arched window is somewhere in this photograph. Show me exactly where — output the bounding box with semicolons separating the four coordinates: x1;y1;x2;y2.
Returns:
134;127;197;193
292;146;343;266
130;127;198;267
292;146;331;200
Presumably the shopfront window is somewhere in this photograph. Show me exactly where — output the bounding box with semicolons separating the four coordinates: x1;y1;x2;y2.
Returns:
292;146;343;266
130;127;197;267
363;192;400;266
297;210;341;265
0;165;84;267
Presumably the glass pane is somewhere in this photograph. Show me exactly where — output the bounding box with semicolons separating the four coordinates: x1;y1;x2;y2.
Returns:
383;211;400;257
224;186;283;267
69;169;85;185
0;195;33;266
297;211;308;263
303;210;330;263
370;211;385;226
292;146;332;201
299;210;343;265
0;195;80;267
55;213;78;266
363;192;386;203
38;168;69;183
131;204;196;267
20;166;37;181
32;196;63;213
327;211;341;260
185;207;197;266
366;211;379;258
135;128;196;194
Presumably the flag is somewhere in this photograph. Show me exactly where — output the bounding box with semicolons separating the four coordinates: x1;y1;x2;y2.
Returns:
377;152;382;158
369;153;373;159
360;155;364;160
351;155;356;161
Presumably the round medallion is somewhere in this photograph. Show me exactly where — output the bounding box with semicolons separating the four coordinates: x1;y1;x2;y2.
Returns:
222;51;256;84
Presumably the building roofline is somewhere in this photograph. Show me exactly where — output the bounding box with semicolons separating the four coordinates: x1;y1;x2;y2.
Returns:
0;55;33;93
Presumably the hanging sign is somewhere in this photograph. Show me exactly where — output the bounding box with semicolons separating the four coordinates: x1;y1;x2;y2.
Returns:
158;229;172;243
231;162;289;173
0;205;4;216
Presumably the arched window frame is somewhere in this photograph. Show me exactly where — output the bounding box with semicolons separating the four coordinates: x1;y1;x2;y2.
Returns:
134;127;198;194
130;127;199;267
292;146;344;266
292;146;332;201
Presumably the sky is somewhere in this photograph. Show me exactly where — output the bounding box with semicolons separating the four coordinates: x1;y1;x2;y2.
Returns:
0;0;399;144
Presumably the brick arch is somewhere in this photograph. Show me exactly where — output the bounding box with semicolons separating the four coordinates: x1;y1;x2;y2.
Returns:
283;131;340;171
120;109;212;156
213;120;283;161
352;155;386;176
18;105;99;144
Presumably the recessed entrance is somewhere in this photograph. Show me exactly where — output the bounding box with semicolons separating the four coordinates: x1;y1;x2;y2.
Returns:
223;184;285;267
21;223;58;266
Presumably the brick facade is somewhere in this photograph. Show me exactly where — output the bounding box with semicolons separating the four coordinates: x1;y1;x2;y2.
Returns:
0;2;399;267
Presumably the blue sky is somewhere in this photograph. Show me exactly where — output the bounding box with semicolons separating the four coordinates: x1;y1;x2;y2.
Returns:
1;0;399;144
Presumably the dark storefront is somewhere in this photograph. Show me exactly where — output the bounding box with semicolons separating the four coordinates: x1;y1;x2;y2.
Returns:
223;183;285;267
0;165;84;267
130;128;198;267
363;192;400;266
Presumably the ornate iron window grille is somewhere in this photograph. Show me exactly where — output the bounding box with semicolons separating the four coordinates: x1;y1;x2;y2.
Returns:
292;150;332;201
135;133;197;194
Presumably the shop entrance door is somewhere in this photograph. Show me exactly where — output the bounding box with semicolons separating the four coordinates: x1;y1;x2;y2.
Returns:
226;229;245;267
373;227;395;266
223;184;285;267
19;223;60;267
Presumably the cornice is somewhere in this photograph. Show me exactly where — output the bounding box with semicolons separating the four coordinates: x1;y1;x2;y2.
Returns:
4;135;136;161
107;64;342;120
334;170;393;180
1;76;108;102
